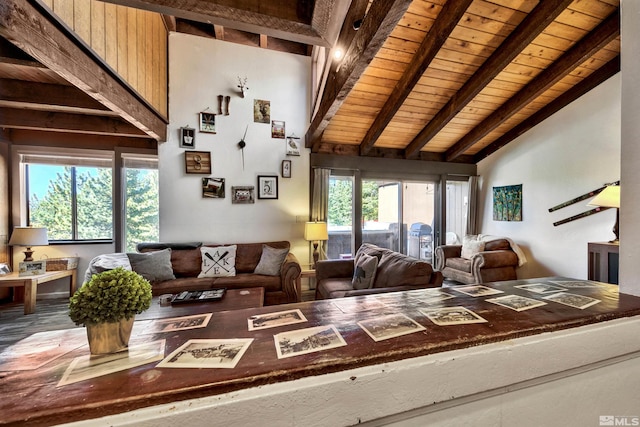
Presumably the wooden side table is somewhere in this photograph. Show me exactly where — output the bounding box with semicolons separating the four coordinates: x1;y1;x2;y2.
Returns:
0;269;77;314
297;269;316;292
588;241;619;284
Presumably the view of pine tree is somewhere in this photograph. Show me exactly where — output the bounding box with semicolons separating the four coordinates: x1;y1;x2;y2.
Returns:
125;169;159;251
328;178;379;227
29;167;73;240
76;167;112;239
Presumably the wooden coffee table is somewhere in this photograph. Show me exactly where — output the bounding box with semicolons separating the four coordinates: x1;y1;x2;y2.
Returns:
137;287;264;320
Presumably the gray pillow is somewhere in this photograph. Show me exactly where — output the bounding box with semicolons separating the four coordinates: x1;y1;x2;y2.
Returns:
127;248;176;283
254;245;289;276
352;253;378;290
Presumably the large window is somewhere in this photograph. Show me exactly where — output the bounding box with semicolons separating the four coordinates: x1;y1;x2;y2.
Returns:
21;151;159;250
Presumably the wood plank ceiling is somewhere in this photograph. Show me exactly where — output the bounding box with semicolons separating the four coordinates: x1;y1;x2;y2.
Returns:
0;0;621;164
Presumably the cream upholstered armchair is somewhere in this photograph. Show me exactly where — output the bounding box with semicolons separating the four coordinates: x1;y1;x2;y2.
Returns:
434;235;526;284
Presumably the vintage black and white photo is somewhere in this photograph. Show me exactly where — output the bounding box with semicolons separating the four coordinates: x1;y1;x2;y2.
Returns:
157;338;254;369
419;306;488;326
549;280;600;288
452;285;504;297
357;313;426;342
274;325;346;359
179;126;195;148
332;298;387;314
57;340;166;387
142;313;212;334
543;292;601;309
486;294;547;312
515;283;567;294
414;289;456;305
248;309;307;331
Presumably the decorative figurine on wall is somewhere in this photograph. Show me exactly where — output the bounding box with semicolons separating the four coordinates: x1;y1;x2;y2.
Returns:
237;76;248;98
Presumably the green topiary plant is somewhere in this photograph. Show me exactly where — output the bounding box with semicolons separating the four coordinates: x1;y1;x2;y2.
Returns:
69;267;152;326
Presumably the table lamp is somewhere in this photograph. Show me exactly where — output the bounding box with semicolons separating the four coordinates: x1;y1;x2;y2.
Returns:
588;184;620;243
9;226;49;261
304;221;328;268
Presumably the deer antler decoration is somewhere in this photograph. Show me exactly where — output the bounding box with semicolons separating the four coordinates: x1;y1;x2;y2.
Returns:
237;76;248;98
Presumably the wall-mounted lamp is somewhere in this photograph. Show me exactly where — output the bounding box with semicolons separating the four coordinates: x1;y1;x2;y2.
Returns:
353;19;363;30
588;184;620;243
333;48;344;60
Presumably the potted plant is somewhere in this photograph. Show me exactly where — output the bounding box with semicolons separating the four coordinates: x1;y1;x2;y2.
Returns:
69;267;152;355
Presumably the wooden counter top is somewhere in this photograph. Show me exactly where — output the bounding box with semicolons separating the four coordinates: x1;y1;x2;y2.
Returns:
2;277;640;426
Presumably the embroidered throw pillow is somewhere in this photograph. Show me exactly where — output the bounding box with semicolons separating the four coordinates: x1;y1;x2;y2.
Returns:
352;253;378;290
254;245;289;276
127;249;175;283
461;235;485;259
198;245;237;278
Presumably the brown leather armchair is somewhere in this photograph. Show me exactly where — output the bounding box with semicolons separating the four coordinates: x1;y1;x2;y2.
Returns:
434;238;520;284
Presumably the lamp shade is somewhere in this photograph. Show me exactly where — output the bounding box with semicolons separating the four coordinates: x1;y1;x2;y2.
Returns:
304;222;328;241
9;227;49;247
588;185;620;208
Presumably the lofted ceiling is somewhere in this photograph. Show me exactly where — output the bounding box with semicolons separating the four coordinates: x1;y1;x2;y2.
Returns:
0;0;621;164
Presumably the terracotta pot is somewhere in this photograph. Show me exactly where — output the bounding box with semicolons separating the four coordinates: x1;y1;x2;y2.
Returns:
86;317;134;355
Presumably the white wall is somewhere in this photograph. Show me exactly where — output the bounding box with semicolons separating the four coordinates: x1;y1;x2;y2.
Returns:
620;0;640;296
477;74;621;280
162;34;312;265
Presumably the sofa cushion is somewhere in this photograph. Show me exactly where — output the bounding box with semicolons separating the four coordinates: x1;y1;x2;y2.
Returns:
198;245;237;278
484;239;511;251
445;257;472;273
151;277;214;295
316;278;353;299
352;253;378;290
254;245;289;276
127;248;176;283
461;235;485;259
374;251;433;288
212;273;282;292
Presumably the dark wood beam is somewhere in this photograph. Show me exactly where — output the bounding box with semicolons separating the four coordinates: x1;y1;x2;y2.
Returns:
446;9;620;161
100;0;332;47
473;56;621;163
359;0;473;156
0;0;167;141
0;108;149;138
306;0;413;149
404;0;573;159
0;78;114;114
9;129;157;150
314;142;475;164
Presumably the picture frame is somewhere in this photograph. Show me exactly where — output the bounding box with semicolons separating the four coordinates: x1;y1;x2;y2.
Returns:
286;136;300;156
281;160;291;178
202;177;225;198
253;99;271;123
271;120;285;139
257;175;278;200
19;260;47;277
185;151;211;174
199;112;216;133
179;126;195;148
0;263;10;275
231;186;255;204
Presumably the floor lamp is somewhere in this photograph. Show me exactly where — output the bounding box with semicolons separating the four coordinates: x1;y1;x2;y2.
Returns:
304;221;328;269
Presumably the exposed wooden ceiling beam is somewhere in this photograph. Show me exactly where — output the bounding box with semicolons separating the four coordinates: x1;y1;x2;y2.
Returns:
447;9;620;161
9;129;157;151
100;0;333;47
359;0;474;156
306;0;413;149
0;0;167;141
214;24;225;40
0;78;114;114
0;107;149;137
404;0;574;159
474;56;621;163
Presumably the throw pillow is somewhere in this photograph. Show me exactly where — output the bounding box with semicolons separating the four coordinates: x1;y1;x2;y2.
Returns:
198;245;237;278
254;245;289;276
352;253;378;290
126;249;175;283
461;235;485;259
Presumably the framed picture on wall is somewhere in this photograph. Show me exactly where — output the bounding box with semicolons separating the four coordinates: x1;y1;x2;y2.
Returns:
185;151;211;174
281;160;291;178
180;127;196;148
199;112;216;133
232;186;255;204
202;177;225;198
286;135;300;156
257;175;278;200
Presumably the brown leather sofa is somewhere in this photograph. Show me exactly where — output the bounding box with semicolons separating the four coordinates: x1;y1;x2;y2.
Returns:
434;238;520;284
315;243;443;299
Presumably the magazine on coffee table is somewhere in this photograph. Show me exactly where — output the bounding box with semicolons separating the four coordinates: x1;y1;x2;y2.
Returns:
171;288;226;304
